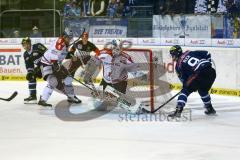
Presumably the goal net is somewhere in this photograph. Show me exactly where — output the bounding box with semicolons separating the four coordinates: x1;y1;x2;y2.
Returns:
67;47;174;113
123;48;173;112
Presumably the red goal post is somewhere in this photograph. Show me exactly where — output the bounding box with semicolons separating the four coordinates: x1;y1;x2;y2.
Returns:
123;48;155;112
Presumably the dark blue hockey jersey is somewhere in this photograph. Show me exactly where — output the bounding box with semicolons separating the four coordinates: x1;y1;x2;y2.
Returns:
23;43;47;73
175;50;212;85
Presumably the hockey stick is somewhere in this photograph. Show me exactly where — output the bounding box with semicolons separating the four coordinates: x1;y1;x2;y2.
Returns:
69;28;86;47
141;91;181;113
0;91;18;101
71;76;95;92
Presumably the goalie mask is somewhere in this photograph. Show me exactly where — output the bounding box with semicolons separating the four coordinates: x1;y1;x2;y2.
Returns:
62;28;73;46
62;28;73;39
111;39;122;56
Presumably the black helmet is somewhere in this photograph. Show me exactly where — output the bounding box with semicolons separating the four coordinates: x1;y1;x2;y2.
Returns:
21;37;31;45
170;45;182;58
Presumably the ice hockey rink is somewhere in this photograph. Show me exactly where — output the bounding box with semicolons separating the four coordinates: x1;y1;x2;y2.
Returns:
0;81;240;160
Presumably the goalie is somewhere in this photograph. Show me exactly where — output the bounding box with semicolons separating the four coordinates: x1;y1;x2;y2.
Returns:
82;39;146;112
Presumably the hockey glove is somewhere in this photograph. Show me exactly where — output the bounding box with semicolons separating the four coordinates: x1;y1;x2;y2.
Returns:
33;67;42;79
26;72;35;81
52;61;61;72
53;62;69;78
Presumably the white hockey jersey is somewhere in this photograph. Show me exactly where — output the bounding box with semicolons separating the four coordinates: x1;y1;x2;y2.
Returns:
41;37;68;65
97;48;138;84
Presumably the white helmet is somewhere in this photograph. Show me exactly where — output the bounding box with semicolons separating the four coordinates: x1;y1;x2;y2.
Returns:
62;27;73;39
111;39;122;56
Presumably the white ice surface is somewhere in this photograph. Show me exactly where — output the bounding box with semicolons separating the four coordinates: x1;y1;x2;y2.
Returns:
0;81;240;160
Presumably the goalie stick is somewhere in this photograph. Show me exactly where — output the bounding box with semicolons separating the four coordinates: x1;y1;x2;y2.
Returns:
0;91;18;101
141;91;181;113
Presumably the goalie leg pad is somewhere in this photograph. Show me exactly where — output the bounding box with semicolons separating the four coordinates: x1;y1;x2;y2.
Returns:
83;56;100;83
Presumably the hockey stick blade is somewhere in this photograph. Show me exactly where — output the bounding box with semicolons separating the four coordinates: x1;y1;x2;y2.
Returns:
141;91;181;113
0;91;18;101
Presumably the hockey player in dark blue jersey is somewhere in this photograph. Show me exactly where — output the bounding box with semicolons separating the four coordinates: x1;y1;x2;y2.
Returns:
168;45;216;118
22;37;47;104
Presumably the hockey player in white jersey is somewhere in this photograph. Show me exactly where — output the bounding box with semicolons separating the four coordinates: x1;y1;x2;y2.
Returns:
38;28;81;107
82;39;146;112
84;39;140;94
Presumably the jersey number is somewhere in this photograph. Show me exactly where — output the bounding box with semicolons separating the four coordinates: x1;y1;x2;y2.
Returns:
187;57;199;67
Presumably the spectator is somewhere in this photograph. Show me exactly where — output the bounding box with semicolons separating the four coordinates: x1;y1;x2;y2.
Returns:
0;31;5;38
160;0;186;15
225;0;240;15
194;0;208;14
91;0;108;16
207;0;218;13
116;0;124;17
12;30;20;38
236;0;240;9
154;0;167;15
64;0;72;16
30;26;42;38
107;0;118;17
185;0;195;14
167;0;186;14
122;0;136;17
64;0;81;17
82;0;91;16
217;0;227;13
128;0;136;5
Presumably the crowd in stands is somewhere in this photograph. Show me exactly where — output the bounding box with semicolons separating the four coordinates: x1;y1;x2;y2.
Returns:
1;0;240;38
154;0;240;15
63;0;240;18
3;26;43;38
63;0;151;18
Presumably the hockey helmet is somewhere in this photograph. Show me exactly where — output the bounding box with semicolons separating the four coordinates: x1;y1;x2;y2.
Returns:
21;37;31;45
82;32;88;38
111;39;122;48
170;45;183;58
111;39;122;56
62;27;73;39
